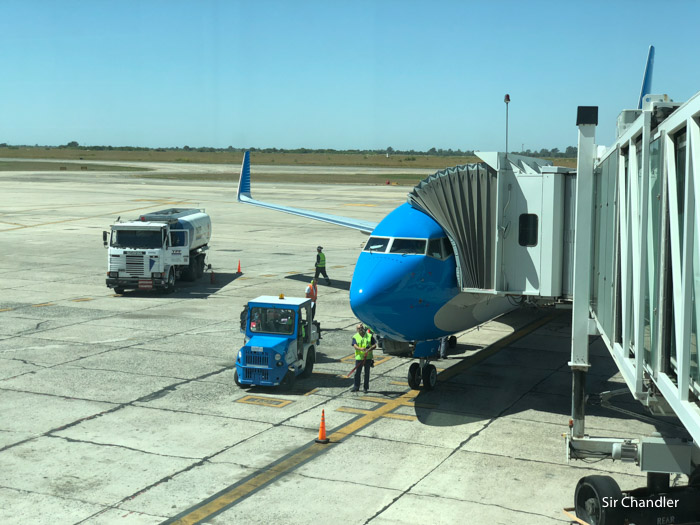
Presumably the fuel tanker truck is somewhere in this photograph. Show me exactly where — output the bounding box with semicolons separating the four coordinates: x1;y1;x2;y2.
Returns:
103;208;211;293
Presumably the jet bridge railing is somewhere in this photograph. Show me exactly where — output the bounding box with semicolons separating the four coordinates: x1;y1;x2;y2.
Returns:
569;92;700;476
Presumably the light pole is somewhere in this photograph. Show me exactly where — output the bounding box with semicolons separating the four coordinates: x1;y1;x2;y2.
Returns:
504;94;510;159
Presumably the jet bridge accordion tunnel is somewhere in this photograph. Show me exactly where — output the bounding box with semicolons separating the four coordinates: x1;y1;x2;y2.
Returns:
408;152;576;301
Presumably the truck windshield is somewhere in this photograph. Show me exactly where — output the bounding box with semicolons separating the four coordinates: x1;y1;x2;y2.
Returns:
112;230;162;249
249;307;296;335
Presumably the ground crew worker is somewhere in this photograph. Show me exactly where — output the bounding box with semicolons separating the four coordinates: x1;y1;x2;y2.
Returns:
351;323;376;393
305;278;318;318
314;246;331;285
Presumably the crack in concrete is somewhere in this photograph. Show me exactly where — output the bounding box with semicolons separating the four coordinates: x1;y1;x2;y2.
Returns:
51;435;201;460
364;363;567;524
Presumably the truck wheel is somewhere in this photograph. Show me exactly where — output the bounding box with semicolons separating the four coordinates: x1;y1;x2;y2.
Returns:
165;269;175;293
196;255;205;279
301;348;315;378
234;369;243;387
114;287;125;295
184;260;196;282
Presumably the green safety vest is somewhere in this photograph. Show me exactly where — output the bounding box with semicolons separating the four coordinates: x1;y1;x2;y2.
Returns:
353;333;373;360
317;252;326;267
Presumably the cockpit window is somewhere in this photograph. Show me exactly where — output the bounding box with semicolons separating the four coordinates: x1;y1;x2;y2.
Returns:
442;238;454;258
389;238;427;255
364;237;390;253
427;238;443;259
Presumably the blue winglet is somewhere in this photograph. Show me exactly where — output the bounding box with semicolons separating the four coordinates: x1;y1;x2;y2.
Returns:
237;150;251;200
637;45;655;110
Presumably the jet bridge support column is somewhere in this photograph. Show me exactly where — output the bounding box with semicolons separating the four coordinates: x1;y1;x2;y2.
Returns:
570;106;598;438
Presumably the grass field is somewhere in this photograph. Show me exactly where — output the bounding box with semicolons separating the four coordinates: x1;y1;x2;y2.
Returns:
0;147;576;185
0;160;142;172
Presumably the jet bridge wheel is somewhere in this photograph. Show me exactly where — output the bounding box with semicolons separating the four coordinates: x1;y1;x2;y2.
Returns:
422;364;437;390
574;475;623;525
407;363;421;389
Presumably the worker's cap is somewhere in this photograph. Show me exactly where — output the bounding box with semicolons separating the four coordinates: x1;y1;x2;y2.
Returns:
317;246;323;250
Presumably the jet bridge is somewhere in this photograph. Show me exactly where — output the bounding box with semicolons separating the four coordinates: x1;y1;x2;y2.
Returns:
408;152;576;300
568;93;700;524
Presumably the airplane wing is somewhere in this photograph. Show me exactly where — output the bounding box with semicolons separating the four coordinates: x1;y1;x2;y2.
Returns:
236;151;378;235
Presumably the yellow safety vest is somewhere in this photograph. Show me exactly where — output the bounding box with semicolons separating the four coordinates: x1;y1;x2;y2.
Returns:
317;252;326;267
353;333;373;360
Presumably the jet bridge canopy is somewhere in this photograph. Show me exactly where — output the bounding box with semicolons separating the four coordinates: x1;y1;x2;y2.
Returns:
408;163;497;290
408;154;575;297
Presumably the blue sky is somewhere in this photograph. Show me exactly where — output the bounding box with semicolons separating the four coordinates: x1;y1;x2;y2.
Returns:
2;0;699;152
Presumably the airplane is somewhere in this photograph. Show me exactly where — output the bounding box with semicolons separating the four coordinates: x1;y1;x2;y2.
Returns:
236;152;514;390
236;45;657;391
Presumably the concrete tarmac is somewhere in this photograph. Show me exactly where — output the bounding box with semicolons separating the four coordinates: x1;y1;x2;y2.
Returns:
0;165;678;524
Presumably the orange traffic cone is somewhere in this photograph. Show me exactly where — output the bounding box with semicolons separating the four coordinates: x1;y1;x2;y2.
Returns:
315;409;330;444
237;260;241;274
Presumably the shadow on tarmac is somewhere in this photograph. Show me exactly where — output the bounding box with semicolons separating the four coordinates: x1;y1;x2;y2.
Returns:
284;273;351;291
410;322;686;438
118;272;243;299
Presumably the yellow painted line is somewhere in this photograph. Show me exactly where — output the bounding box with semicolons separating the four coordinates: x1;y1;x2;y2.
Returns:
0;308;13;312
0;220;25;227
382;413;417;421
303;388;319;396
340;354;392;366
390;380;409;386
342;203;376;207
330;265;345;269
170;443;329;525
169;388;420;525
31;303;54;308
71;298;93;302
165;312;560;525
236;395;292;408
436;312;560;384
336;407;372;415
260;274;277;278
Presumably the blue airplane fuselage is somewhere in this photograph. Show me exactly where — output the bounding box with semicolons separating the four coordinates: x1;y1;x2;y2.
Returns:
349;203;461;341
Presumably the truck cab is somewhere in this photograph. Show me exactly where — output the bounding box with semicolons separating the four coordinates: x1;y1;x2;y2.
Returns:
235;295;319;387
103;208;210;294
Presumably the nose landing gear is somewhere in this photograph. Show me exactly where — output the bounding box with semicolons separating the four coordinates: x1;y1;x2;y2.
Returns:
407;358;437;390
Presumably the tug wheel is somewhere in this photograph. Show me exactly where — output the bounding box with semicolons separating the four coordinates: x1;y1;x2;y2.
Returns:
301;348;315;378
574;475;623;525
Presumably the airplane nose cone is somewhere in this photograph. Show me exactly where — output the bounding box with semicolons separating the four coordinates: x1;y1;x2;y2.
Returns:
350;252;432;341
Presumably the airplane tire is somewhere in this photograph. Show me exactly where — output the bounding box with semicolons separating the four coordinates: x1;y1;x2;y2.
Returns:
422;364;437;390
407;363;421;390
301;348;315;378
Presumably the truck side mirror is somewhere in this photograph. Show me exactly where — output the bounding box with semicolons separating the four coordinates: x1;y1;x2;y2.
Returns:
102;231;108;247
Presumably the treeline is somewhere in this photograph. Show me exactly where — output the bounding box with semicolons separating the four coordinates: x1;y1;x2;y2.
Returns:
0;142;578;158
